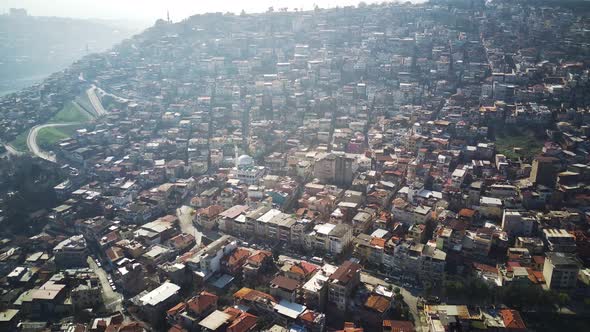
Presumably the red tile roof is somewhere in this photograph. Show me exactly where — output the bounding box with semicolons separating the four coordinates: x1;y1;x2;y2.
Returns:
223;307;244;319
383;320;415;332
364;294;391;313
105;246;125;262
271;275;301;291
500;309;526;330
329;261;361;285
473;262;498;274
234;287;277;304
370;237;386;248
459;208;476;218
337;322;363;332
299;310;317;323
197;205;224;218
169;233;195;249
187;291;218;315
247;250;272;265
299;261;319;274
166;302;186;316
225;248;251;267
227;312;257;332
289;261;319;277
168;324;188;332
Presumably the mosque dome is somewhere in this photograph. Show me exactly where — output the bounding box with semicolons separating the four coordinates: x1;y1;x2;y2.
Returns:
236;154;254;167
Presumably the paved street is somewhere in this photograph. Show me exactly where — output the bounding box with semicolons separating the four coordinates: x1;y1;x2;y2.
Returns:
86;85;107;116
360;271;426;332
2;142;22;156
277;252;427;331
87;257;123;312
176;205;203;249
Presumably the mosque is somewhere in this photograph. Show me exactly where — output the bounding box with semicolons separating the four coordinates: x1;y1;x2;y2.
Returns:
229;154;266;185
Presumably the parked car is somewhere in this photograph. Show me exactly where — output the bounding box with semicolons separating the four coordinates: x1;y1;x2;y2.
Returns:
311;256;323;264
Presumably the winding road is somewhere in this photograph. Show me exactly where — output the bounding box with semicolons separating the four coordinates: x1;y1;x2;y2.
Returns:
2;142;22;157
25;85;108;162
26;122;82;162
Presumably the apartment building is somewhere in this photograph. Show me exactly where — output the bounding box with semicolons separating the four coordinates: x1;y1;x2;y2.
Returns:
327;261;361;312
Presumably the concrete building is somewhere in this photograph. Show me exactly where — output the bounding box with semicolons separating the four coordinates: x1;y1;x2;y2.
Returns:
313;153;354;187
304;223;353;255
186;235;238;281
230;154;266;185
542;229;576;253
529;157;558;188
392;241;447;284
501;210;537;238
71;280;102;309
327;261;361;312
543;252;581;289
303;263;338;311
139;282;181;324
53;235;88;268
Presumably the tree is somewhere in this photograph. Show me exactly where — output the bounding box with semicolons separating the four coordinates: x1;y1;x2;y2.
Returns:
557;292;570;313
424;283;433;298
442;279;465;299
271;245;281;261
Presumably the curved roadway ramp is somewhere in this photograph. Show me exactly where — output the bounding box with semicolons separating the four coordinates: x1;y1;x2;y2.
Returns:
1;143;23;157
27;86;109;162
26;122;83;162
86;85;107;116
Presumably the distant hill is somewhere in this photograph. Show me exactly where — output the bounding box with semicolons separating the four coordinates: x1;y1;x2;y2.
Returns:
0;11;145;95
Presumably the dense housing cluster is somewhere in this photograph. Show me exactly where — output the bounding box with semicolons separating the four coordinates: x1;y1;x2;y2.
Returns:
1;1;590;331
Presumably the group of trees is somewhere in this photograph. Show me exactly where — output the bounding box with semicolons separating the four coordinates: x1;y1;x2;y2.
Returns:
392;287;413;321
0;155;62;235
440;276;572;313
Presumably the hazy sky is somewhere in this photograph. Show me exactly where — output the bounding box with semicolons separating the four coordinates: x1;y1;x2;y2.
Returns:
1;0;423;21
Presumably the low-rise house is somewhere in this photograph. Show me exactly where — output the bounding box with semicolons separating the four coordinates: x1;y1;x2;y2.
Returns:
270;275;301;302
243;250;273;281
281;261;319;282
195;205;224;230
167;291;218;330
221;248;251;275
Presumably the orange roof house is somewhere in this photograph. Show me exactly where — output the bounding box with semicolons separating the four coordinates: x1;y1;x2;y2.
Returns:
500;309;526;330
187;291;218;317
